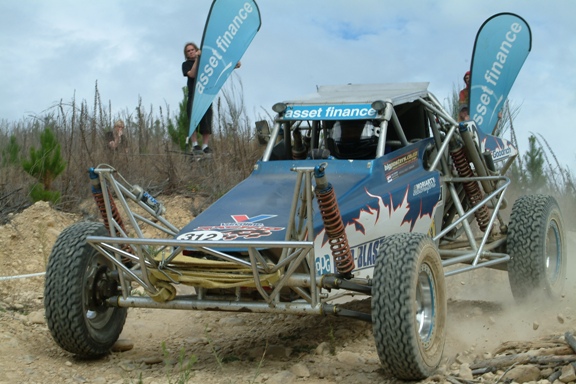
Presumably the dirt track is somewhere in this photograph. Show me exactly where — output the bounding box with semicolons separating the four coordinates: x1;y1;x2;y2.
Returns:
1;200;575;384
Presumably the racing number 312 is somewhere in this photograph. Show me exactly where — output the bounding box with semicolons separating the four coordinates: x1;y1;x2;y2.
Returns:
176;231;224;241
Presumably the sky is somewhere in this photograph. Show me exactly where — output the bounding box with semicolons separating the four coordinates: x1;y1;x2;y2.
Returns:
1;0;575;172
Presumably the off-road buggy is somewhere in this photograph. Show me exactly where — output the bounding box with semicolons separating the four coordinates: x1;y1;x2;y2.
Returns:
44;83;566;380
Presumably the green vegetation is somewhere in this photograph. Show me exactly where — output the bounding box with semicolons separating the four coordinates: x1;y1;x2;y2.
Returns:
518;135;547;192
0;80;574;228
202;325;266;383
161;341;198;384
204;326;225;370
0;80;263;219
21;127;66;203
328;322;336;355
167;87;191;151
1;135;20;167
447;96;576;228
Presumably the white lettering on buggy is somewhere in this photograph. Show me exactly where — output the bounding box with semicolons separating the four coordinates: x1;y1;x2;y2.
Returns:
492;147;512;161
283;105;377;120
413;177;437;196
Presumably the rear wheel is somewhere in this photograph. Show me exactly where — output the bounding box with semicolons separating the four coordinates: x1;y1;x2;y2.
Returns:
372;233;446;380
507;195;566;301
44;222;127;357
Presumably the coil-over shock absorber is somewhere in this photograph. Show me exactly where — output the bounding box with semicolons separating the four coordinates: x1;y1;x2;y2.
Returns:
89;168;127;233
89;168;133;265
449;140;490;232
313;163;355;276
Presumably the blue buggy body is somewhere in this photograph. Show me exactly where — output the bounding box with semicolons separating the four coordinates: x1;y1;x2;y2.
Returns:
178;144;442;276
44;82;566;381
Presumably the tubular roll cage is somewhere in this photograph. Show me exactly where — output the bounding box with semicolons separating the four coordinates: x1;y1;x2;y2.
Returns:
88;93;514;321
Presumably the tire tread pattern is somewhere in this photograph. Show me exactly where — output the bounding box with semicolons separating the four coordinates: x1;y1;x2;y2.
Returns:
372;233;446;380
507;194;566;300
44;221;127;357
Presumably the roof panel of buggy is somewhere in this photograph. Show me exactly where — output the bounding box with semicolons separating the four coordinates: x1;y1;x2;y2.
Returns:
278;82;431;121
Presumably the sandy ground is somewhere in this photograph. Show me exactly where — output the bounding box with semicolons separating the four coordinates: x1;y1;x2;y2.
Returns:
0;198;575;384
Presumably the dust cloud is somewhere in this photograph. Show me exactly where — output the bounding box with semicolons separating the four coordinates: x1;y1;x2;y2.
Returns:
443;229;576;360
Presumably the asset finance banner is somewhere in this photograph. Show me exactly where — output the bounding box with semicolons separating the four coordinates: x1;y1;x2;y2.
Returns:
469;13;531;135
189;0;261;137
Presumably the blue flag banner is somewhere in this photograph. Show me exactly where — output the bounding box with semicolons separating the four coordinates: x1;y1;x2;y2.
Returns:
469;13;531;135
189;0;261;137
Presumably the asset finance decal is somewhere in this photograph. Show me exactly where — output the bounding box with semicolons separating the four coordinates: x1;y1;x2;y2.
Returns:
384;149;419;183
282;104;377;120
192;214;284;240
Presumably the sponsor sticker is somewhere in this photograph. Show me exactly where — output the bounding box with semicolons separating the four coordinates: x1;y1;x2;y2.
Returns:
192;214;284;240
315;254;333;275
384;149;419;182
351;238;384;270
491;146;512;162
413;177;437;196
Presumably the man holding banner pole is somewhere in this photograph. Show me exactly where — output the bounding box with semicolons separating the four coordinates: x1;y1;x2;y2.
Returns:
182;42;214;156
183;41;243;156
185;0;262;156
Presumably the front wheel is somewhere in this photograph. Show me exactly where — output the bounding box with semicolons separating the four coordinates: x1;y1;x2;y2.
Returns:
507;195;566;301
372;233;446;380
44;221;127;357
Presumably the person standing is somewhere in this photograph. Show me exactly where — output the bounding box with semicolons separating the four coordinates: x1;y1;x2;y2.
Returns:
182;42;241;156
458;71;471;122
106;119;128;152
459;71;470;107
182;42;213;156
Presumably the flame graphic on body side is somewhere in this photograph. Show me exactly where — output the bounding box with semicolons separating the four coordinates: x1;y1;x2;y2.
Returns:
317;180;439;248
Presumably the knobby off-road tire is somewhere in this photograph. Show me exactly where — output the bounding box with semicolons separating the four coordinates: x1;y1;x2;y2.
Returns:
372;233;446;380
507;194;566;301
44;221;127;357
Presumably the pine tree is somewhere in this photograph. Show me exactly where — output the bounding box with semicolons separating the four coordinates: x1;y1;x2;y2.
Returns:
22;127;66;202
522;135;547;192
167;87;190;151
508;160;525;190
1;135;20;166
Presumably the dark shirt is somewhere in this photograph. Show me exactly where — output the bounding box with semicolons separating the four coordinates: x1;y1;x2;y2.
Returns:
182;59;195;93
105;131;128;151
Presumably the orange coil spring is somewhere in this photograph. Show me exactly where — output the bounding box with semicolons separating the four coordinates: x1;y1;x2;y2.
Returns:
450;147;489;231
94;190;126;233
315;186;355;275
93;190;133;255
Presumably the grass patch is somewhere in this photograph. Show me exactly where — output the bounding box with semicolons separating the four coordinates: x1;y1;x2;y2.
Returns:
161;341;198;384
